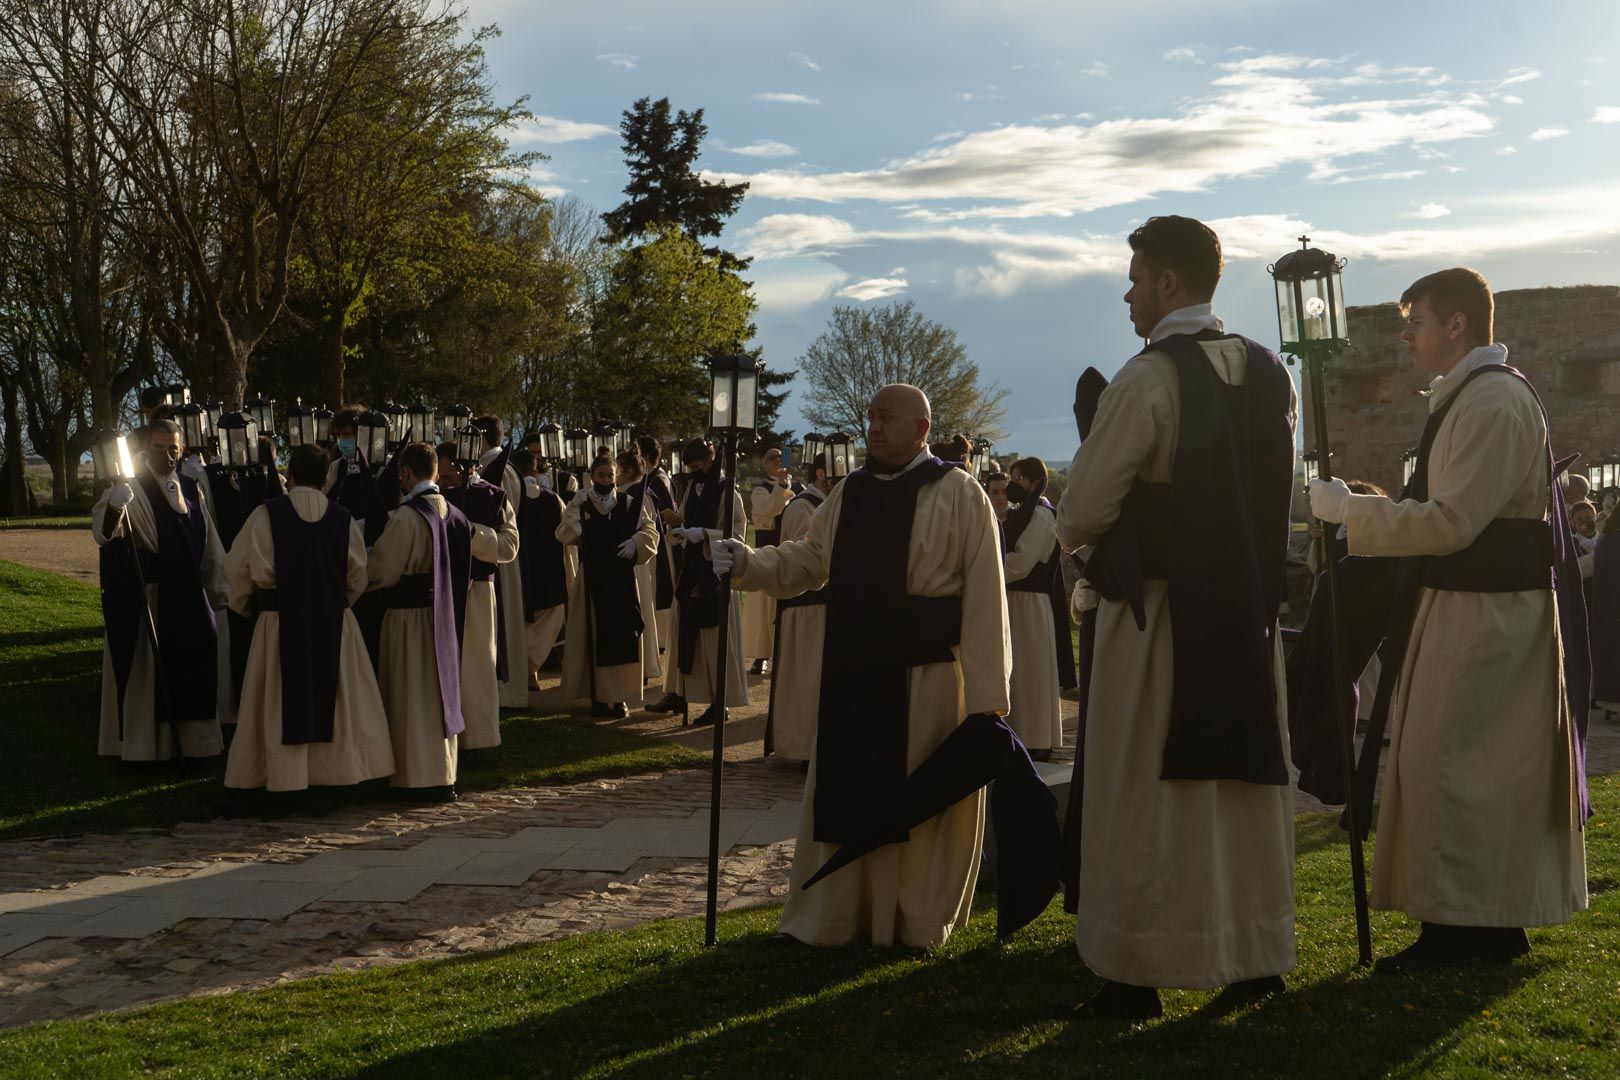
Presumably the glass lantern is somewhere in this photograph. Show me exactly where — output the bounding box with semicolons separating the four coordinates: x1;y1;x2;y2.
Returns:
216;411;259;469
244;393;276;436
164;383;191;407
200;399;222;441
802;433;825;475
379;401;406;444
563;428;591;471
90;430;135;486
405;400;434;444
284;398;319;448
440;404;472;446
174;401;208;454
1402;448;1418;487
454;425;482;466
357;409;390;464
1268;237;1349;352
536;422;563;463
311;405;334;445
611;420;635;457
825;432;855;478
666;439;683;476
707;354;761;435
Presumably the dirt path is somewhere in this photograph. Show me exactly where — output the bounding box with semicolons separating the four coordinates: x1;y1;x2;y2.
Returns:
0;527;100;583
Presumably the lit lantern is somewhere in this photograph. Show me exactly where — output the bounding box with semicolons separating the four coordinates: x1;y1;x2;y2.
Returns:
563;428;591;471
405;400;434;444
536;422;563;463
174;401;208;454
244;393;276;436
454;424;482;466
90;430;136;486
801;433;825;475
163;383;191;407
1268;236;1349;353
357;409;391;464
666;439;683;475
216;411;260;469
707;354;761;436
1402;448;1418;487
825;432;855;478
440;404;472;446
284;398;319;448
975;436;996;478
590;419;617;458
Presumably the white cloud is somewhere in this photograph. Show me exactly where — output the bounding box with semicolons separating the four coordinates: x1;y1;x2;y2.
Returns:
728;140;799;159
506;115;616;144
1080;61;1111;78
1496;67;1540;88
1593;106;1620;123
1529;127;1569;140
1496;145;1519;155
596;52;637;69
755;92;820;105
712;54;1496;221
837;275;909;301
516;163;567;198
789;51;821;72
1499;94;1524;105
736;214;862;261
1405;202;1451;219
1163;46;1203;64
749;263;847;310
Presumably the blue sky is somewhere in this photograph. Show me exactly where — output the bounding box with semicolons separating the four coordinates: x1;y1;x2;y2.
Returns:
469;0;1620;459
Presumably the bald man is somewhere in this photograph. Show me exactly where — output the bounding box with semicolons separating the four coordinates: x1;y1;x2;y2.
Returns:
714;384;1011;948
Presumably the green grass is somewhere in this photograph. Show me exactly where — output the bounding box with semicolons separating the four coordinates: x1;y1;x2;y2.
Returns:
0;780;1615;1078
0;515;93;530
0;560;703;840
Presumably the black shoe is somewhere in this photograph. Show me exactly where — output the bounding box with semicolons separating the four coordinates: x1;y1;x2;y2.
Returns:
765;932;804;948
646;693;684;714
1071;981;1162;1021
749;659;766;675
590;702;611;717
691;705;727;727
611;703;629;719
1374;923;1527;975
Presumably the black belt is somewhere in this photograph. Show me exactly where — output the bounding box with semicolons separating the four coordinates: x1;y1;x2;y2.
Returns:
1007;572;1052;595
1422;518;1553;592
386;572;435;609
470;557;496;584
778;587;828;610
755;527;781;547
256;588;279;612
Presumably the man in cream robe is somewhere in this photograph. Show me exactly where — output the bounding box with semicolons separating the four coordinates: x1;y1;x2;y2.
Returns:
224;445;394;791
1001;461;1064;756
768;457;838;761
714;385;1010;949
91;421;229;760
367;445;504;797
743;449;796;672
618;454;664;682
1310;268;1586;971
514;450;574;687
1056;216;1295;1017
475;417;531;709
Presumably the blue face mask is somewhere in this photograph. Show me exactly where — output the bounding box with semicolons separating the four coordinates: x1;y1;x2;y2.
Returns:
337;437;357;458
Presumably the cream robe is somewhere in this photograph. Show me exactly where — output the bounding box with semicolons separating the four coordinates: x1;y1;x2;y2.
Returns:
1343;344;1586;927
634;485;663;680
459;490;521;750
91;470;229;760
663;486;750;706
186;466;238;729
1004;503;1064;751
1056;325;1298;989
743;481;795;659
736;452;1011;948
222;488;395;790
366;493;501;788
769;490;829;760
481;450;532;709
523;481;576;680
556;493;660;705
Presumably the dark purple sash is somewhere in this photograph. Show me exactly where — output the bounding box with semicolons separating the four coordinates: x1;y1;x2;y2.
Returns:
580;492;645;666
266;496;351;743
445;478;510;680
403;495;471;737
517;485;567;617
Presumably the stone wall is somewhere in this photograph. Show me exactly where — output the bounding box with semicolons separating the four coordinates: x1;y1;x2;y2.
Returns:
1302;284;1620;496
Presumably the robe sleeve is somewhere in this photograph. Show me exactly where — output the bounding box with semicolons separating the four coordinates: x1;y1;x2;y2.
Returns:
733;486;839;598
469;523;500;563
1002;505;1057;581
90;488;122;547
633;501;659;565
779;497;815;545
492;495;520;564
955;479;1013;717
700;489;749;544
366;509;414;592
1345;400;1542;558
345;519;370;606
224;506;265;617
556;500;583;546
199;498;230;610
1055;361;1162;550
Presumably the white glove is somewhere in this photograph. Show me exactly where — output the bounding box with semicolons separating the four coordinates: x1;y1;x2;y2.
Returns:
1070;582;1100;619
180;456;206;481
677;526;707;545
570;487;589;506
1308;478;1352;524
711;538;748;576
108;482;134;509
616;537;638;560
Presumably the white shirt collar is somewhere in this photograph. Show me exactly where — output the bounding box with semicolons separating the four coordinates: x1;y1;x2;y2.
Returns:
1427;343;1509;412
871;448;934;481
405;479;439;500
1148;303;1221;345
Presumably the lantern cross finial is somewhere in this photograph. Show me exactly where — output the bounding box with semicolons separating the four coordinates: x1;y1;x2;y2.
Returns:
1298;234;1311;248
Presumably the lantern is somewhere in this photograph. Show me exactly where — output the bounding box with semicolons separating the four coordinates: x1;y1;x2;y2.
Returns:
174;401;208;454
1402;448;1418;487
707;354;761;436
1600;455;1619;492
244;393;276;436
590;419;617;459
802;433;825;476
666;439;684;476
976;437;996;478
379;401;406;443
216;411;260;469
357;409;391;464
535;422;563;463
90;429;135;486
199;399;222;441
405;400;434;444
311;405;334;445
612;420;635;457
825;432;855;478
454;424;482;466
440;403;472;446
1268;236;1349;353
284;398;319;448
163;383;191;407
563;428;591;471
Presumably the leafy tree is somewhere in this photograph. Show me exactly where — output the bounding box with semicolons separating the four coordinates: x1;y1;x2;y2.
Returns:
798;300;1008;442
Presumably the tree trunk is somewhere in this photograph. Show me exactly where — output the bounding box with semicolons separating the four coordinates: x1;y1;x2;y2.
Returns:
46;428;69;506
0;379;37;517
321;312;346;408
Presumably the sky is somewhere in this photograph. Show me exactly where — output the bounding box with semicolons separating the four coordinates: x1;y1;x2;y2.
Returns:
467;0;1620;460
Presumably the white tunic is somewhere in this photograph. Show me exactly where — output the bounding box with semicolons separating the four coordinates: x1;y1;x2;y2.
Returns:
459;487;520;750
769;489;829;760
481;449;532;709
1003;503;1064;751
662;484;750;706
742;480;795;659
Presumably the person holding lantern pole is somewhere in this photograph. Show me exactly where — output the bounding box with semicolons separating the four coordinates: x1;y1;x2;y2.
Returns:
365;442;489;801
223;445;394;793
91;419;231;761
473;415;531;710
1308;268;1588;972
711;384;1011;949
617;450;664;682
1054;216;1297;1018
438;443;521;751
511;449;573;691
766;450;843;763
637;435;681;666
1001;456;1065;761
658;439;749;725
556;454;659;716
743;447;798;675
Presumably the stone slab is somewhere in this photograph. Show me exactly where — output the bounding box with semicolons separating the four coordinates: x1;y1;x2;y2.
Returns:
179;881;339;921
58;900;191;939
435;849;575;887
0;913;92;957
318;866;450;904
0;892;133;917
303;847;477;872
541;848;644;873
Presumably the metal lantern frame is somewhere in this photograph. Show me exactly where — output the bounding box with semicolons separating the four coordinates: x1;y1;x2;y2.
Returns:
244;394;276;438
161;383;191;408
1302;448;1336;486
90;429;136;487
1401;447;1418;488
405;401;434;445
216;411;260;469
590;419;617;459
357;409;391;465
535;422;564;463
825;432;855;478
801;433;826;478
440;404;472;447
379;401;407;444
453;424;483;467
706;354;761;437
311;405;334;445
284;398;319;448
174;401;208;455
1269;236;1350;353
610;420;635;458
563;428;591;472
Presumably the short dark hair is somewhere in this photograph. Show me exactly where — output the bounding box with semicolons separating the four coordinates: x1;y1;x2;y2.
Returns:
615;450;642;477
808;452;829;483
287;444;329;488
636;435;660;462
1399;267;1493;347
590;453;615;477
1011;456;1048;486
1127;215;1223;300
329;408;362;436
984;471;1007;485
138;387;167;411
522;429;542;447
473;414;501;445
681;438;714;465
147;418;183;441
396;441;435;482
434;442;458;464
511;448;536;475
148;404;176;423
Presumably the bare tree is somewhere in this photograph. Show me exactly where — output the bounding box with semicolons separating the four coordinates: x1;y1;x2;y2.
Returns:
798;299;1008;441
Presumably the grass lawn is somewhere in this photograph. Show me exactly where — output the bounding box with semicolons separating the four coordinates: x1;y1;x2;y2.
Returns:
0;559;703;840
0;782;1615;1078
0;515;93;531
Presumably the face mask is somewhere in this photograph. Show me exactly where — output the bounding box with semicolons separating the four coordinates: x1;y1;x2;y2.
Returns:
592;481;613;496
1006;481;1029;504
337;437;357;457
148;447;182;474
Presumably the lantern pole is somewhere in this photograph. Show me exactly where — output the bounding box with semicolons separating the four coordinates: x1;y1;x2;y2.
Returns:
1300;338;1373;968
705;425;738;947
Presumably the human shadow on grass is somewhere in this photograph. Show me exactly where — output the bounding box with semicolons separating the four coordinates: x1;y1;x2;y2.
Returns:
340;916;1535;1080
0;626;104;652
